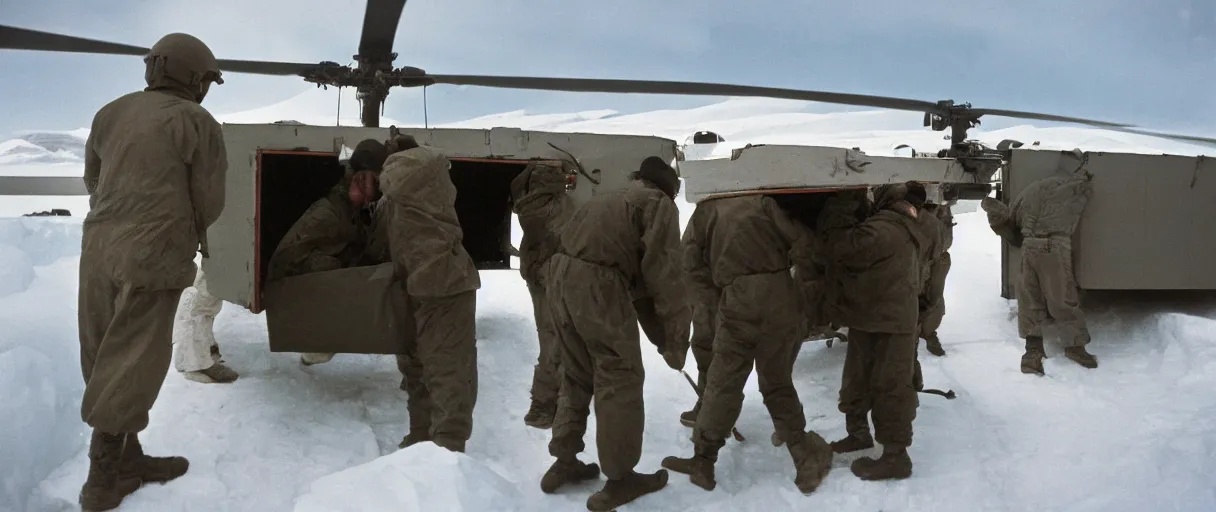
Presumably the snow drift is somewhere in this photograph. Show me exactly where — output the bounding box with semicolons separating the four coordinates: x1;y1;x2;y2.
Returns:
0;218;87;512
293;443;526;512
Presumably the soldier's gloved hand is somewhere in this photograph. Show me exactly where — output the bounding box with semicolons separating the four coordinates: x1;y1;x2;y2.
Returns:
662;347;687;371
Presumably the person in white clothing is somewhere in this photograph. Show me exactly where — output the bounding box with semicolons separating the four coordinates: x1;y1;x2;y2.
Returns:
173;269;239;383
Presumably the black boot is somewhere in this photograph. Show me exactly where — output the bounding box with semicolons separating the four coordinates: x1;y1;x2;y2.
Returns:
78;432;142;512
679;400;701;428
661;442;719;491
523;400;556;429
830;412;874;453
1021;336;1045;375
925;334;946;356
586;470;669;511
850;444;913;481
119;433;189;484
540;457;601;494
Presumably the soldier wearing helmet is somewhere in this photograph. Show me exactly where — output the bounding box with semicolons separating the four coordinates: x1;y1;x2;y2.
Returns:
77;32;227;511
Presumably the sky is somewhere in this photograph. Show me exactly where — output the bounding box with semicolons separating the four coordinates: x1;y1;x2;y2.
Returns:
2;0;1214;139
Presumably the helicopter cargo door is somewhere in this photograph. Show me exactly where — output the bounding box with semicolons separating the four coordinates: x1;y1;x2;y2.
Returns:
448;157;529;270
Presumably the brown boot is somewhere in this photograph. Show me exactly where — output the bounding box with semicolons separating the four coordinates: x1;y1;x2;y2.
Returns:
925;335;945;356
850;445;913;481
1021;336;1045;375
787;432;833;494
539;457;601;493
523;400;556;429
119;433;189;484
830;412;874;453
1064;346;1098;369
79;432;142;512
660;443;718;491
586;470;669;512
679;400;701;428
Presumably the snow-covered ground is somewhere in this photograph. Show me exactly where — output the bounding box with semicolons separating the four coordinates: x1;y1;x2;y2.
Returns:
2;95;1215;511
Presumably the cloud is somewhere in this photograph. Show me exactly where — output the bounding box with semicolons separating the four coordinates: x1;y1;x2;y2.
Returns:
1;0;1212;138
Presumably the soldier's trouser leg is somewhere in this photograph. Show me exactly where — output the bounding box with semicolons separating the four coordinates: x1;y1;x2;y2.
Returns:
838;330;875;435
412;291;478;451
1016;239;1051;342
862;330;919;449
694;273;806;449
527;282;560;405
173;269;223;373
548;259;646;480
79;269;184;433
1034;240;1090;347
681;301;717;425
395;352;432;440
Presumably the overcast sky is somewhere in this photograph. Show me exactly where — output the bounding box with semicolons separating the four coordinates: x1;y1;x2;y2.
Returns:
2;0;1213;138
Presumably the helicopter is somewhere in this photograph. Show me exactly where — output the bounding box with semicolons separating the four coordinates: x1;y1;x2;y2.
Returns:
3;0;1215;356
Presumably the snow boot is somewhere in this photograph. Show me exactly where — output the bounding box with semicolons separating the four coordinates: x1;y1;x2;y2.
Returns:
79;432;142;512
182;362;239;384
830;413;874;453
586;470;669;512
925;335;946;356
539;457;601;493
913;359;925;392
1021;336;1045;375
850;444;913;481
787;431;834;494
397;429;431;449
119;433;189;484
679;400;701;428
660;443;718;491
300;352;335;366
1064;346;1098;369
523;400;556;429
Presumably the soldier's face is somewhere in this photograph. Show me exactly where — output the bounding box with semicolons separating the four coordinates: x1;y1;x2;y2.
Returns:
349;171;380;207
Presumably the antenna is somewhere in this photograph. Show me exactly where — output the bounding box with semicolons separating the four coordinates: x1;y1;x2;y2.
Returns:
335;86;342;126
423;86;429;129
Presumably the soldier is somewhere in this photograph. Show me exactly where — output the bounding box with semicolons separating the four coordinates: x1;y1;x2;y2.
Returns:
265;138;388;366
76;33;226;511
675;206;720;429
981;150;1097;374
818;185;925;481
376;135;481;453
902;182;945;392
660;194;833;494
510;160;575;429
173;269;238;383
539;157;690;512
918;189;956;357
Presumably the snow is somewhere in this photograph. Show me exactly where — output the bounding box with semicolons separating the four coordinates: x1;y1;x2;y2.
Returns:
2;96;1216;512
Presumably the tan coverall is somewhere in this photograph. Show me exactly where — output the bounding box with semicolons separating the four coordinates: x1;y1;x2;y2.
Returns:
79;87;226;434
378;146;482;452
546;179;691;480
918;204;954;349
818;190;924;478
984;172;1093;347
510;161;574;418
667;194;832;493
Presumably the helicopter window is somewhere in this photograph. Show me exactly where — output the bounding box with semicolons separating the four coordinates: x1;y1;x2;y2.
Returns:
691;131;724;144
448;158;528;270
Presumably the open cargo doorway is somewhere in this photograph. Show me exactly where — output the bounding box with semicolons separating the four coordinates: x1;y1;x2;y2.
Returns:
253;150;527;315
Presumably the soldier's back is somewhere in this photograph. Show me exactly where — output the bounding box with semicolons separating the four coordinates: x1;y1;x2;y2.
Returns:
557;180;656;277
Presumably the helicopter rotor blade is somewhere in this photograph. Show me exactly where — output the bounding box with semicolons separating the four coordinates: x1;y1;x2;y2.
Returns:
215;59;325;77
358;0;408;61
0;24;149;57
424;74;943;114
968;107;1133;129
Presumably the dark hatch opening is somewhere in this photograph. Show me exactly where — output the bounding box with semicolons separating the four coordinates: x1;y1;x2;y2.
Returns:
256;150;344;311
449;158;527;270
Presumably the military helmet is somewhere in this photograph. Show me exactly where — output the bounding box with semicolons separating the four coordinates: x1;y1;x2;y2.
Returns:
349;139;389;173
144;33;224;88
